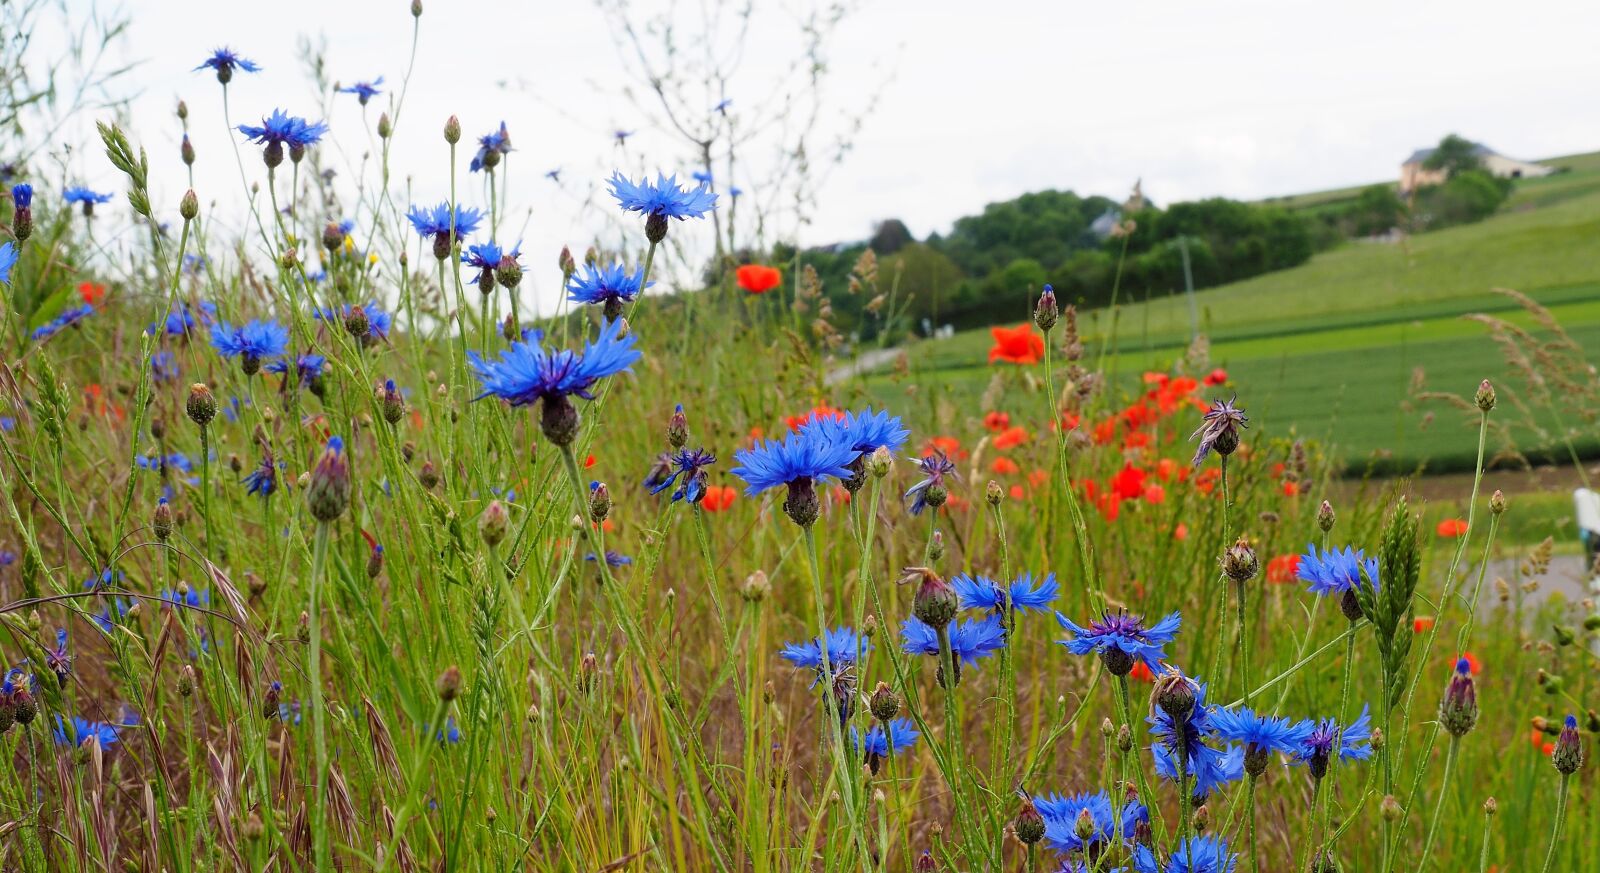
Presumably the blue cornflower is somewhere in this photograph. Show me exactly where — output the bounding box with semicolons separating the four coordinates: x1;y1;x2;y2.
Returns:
53;713;138;749
43;628;72;687
1291;706;1373;778
779;627;865;681
904;450;958;515
1191;396;1247;468
337;77;384;105
161;587;211;610
0;241;16;286
730;186;744;198
435;716;462;744
691;170;713;184
851;718;918;773
953;572;1058;615
468;317;640;444
566;261;650;319
1037;790;1147;855
1149;677;1244;801
63;187;113;207
212;319;289;373
1056;610;1181;676
901;613;1008;668
801;407;910;492
469;122;512;172
243;453;279;499
1295;545;1372;595
150;351;180;383
608;172;718;240
152;304;200;336
91;598;133;634
1132;835;1238;873
408;201;484;258
584;551;633;568
314;302;392;340
1211;706;1314;776
30;304;94;340
238;110;329;166
647;447;717;504
278;699;303;725
265;353;326;388
731;427;856;526
84;569;124;592
12;183;33;208
195;47;261;82
135;452;195;475
462;241;520;293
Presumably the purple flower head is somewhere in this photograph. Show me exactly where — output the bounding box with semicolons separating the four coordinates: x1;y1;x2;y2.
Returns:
469;122;512;172
648;447;717;504
1291;705;1373;778
43;627;73;686
904;450;958;515
779;627;864;684
1056;610;1181;676
337;77;384;105
195;47;261;82
1190;396;1248;467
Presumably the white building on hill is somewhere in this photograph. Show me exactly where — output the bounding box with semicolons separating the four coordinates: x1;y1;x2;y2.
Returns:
1400;141;1553;193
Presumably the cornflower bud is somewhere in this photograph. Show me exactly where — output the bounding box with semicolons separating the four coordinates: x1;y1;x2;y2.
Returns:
866;445;893;479
376;379;405;425
1153;671;1196;722
1483;796;1498;816
1552;714;1584;775
377;113;392;139
480;500;509;547
496;253;523;290
1317;499;1336;533
904;567;958;630
1033;284;1058;333
928;530;946;563
305;435;351;523
1490;489;1506;515
153;497;174;540
186;383;217;427
588;482;611;523
869;682;900;722
667;404;689;449
177;664;196;697
579;653;598;694
262;681;282;720
1440;658;1478;737
1014;794;1045;846
436;665;462;702
444;115;461;145
1475;379;1496;412
1221;538;1259;583
740;570;769;603
1073;807;1096;843
180;189;199;221
986;479;1003;506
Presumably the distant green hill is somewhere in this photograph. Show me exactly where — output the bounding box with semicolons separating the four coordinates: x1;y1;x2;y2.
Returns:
852;152;1600;473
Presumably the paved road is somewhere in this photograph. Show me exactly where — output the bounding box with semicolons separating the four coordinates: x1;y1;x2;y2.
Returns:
1480;555;1595;608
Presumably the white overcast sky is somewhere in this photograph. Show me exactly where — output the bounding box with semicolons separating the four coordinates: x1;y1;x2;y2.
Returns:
33;0;1600;312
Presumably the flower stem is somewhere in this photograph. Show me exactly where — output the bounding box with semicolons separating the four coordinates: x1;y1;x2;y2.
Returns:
1538;774;1572;873
308;521;332;871
1418;736;1459;869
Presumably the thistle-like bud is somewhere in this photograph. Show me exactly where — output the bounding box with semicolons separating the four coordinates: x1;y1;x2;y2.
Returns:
1034;284;1059;333
153;498;174;540
1339;588;1364;623
1585;614;1600;633
503;314;519;342
540;395;580;447
444;115;461;145
176;100;189;120
181;134;196;167
1554;625;1576;647
1221;538;1259;583
927;530;946;563
305;435;351;523
559;245;576;275
379;379;405;425
411;0;422;17
782;477;821;528
904;567;958;630
322;222;344;252
10;682;35;725
1440;658;1479;737
1483;796;1498;816
344;304;370;339
584;246;599;267
588;481;611;523
180;189;199;221
436;665;462;702
262;681;282;720
377;113;392;139
645;212;669;244
1474;379;1496;412
496;253;523;290
1380;795;1402;823
986;479;1003;506
1014;794;1046;846
419;460;440;490
1101;717;1115;739
1370;728;1386;753
740;570;769;603
11;185;33;242
480;500;509;547
1317;499;1335;533
862;445;891;480
579;653;598;694
914;852;936;873
1073;807;1096;843
1553;714;1584;775
366;544;384;579
186;383;217;427
869;682;900;722
1486;489;1506;516
1153;671;1196;722
667;404;689;449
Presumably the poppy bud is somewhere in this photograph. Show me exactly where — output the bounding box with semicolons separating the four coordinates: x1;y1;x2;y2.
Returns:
186;383;216;427
153;498;174;540
1475;379;1496;412
305;436;351;523
1553;714;1584;775
180;189;199;221
480;500;509;547
869;682;900;722
1222;538;1259;582
444;115;461;145
436;665;462;702
1033;284;1058;333
1014;795;1045;846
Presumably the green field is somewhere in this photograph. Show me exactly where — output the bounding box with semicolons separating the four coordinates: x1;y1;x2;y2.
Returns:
859;153;1600;472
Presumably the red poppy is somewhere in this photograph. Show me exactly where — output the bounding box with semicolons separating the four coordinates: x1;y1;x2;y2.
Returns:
1172;522;1189;541
1129;662;1155;683
1413;616;1435;633
1009;484;1025;501
923;436;966;460
1203;368;1228;386
1266;554;1300;584
994;426;1030;450
983;411;1010;432
78;282;106;304
988;323;1045;365
1282;480;1301;497
736;264;782;294
1028;469;1050;490
1194;468;1221;495
703;485;738;512
785;405;845;431
991;457;1020;476
1110;464;1147;502
1436;518;1468;537
584;454;597;469
1143;484;1166;505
